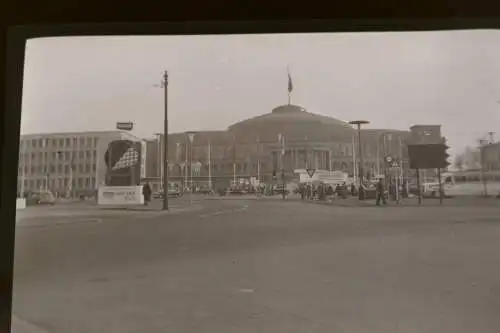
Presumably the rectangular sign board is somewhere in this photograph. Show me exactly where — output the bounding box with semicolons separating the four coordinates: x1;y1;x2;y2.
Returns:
97;186;144;205
407;144;448;169
116;122;134;131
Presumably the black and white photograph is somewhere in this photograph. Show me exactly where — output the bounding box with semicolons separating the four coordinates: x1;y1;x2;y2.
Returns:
11;30;500;332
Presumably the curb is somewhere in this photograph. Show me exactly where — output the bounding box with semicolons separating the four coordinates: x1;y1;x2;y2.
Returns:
11;316;50;333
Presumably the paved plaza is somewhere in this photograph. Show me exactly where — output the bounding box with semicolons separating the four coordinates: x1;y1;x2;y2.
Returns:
11;198;500;333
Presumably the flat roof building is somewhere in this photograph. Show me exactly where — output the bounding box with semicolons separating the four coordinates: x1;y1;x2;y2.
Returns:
18;130;143;196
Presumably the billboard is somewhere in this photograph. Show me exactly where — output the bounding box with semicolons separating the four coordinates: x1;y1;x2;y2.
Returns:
104;140;142;186
407;144;450;169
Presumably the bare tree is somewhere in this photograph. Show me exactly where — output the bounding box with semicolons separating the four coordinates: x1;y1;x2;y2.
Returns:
453;153;465;171
461;146;481;170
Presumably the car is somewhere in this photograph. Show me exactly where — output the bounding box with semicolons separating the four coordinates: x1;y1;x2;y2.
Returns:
198;187;215;195
26;191;56;205
168;187;182;198
152;189;182;198
152;192;164;199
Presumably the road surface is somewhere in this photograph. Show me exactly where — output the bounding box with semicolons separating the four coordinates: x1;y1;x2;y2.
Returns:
12;198;500;333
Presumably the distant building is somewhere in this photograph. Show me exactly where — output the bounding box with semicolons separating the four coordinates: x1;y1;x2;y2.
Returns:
145;104;412;189
18;130;143;196
482;141;500;171
409;125;443;145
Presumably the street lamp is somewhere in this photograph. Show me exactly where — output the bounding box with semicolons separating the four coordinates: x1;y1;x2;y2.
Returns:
349;120;370;200
479;139;488;197
153;132;162;192
154;71;169;210
278;133;286;199
186;131;196;200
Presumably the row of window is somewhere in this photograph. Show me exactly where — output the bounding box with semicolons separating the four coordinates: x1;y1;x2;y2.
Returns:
18;177;97;191
20;137;99;150
19;150;97;163
182;146;390;164
455;175;500;182
166;161;377;174
18;163;97;175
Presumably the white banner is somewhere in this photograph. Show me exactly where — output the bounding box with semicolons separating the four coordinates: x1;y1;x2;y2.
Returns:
98;186;144;205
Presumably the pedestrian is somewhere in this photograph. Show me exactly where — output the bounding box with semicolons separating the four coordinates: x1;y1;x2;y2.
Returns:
142;182;152;206
326;185;334;202
350;183;356;196
376;178;387;205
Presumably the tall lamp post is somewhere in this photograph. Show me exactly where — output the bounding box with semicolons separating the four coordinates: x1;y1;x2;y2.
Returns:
154;71;169;210
479;138;490;197
349;120;370;200
278;133;286;199
186;131;196;203
153;133;162;192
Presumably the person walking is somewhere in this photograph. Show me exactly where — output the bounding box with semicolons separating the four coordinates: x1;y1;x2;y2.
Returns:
376;178;387;206
142;182;152;206
350;183;356;196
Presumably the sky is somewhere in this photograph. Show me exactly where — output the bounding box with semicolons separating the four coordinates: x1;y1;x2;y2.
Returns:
21;30;500;157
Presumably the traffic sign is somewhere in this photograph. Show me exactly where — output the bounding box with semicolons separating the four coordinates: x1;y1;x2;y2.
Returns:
306;168;316;178
385;155;393;164
116;122;134;131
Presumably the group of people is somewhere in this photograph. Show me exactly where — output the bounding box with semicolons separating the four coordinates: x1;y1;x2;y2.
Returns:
296;178;406;206
298;182;357;201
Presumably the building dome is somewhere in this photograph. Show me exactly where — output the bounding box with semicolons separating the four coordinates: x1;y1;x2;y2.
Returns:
227;104;355;142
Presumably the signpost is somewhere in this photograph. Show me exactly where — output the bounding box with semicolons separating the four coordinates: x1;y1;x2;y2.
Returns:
116;122;134;131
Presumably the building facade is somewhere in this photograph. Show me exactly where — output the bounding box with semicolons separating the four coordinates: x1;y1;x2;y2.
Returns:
145;104;412;189
18;130;143;196
481;141;500;171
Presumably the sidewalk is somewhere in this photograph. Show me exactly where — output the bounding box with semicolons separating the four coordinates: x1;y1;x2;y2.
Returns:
292;196;500;208
98;203;203;213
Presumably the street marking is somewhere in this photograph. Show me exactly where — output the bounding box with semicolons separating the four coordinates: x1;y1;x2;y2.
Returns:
199;205;249;218
199;211;223;218
17;218;103;229
238;288;255;293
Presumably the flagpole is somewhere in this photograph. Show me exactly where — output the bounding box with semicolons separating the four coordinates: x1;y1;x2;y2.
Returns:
19;140;25;197
184;134;188;190
352;134;357;184
233;135;236;185
257;136;261;183
208;141;212;191
287;65;293;105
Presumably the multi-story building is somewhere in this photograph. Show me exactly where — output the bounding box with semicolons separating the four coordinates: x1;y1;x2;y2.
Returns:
144;104;413;190
17;130;143;197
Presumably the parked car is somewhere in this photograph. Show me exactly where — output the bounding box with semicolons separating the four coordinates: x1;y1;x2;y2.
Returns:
199;187;215;195
152;192;164;199
168;187;182;198
26;191;56;205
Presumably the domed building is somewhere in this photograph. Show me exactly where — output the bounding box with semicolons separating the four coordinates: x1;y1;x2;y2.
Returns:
146;104;412;190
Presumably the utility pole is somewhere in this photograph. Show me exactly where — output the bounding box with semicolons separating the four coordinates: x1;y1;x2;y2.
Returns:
349;120;370;200
162;71;169;210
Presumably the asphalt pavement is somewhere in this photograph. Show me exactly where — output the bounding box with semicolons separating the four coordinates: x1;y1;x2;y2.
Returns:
11;198;500;333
